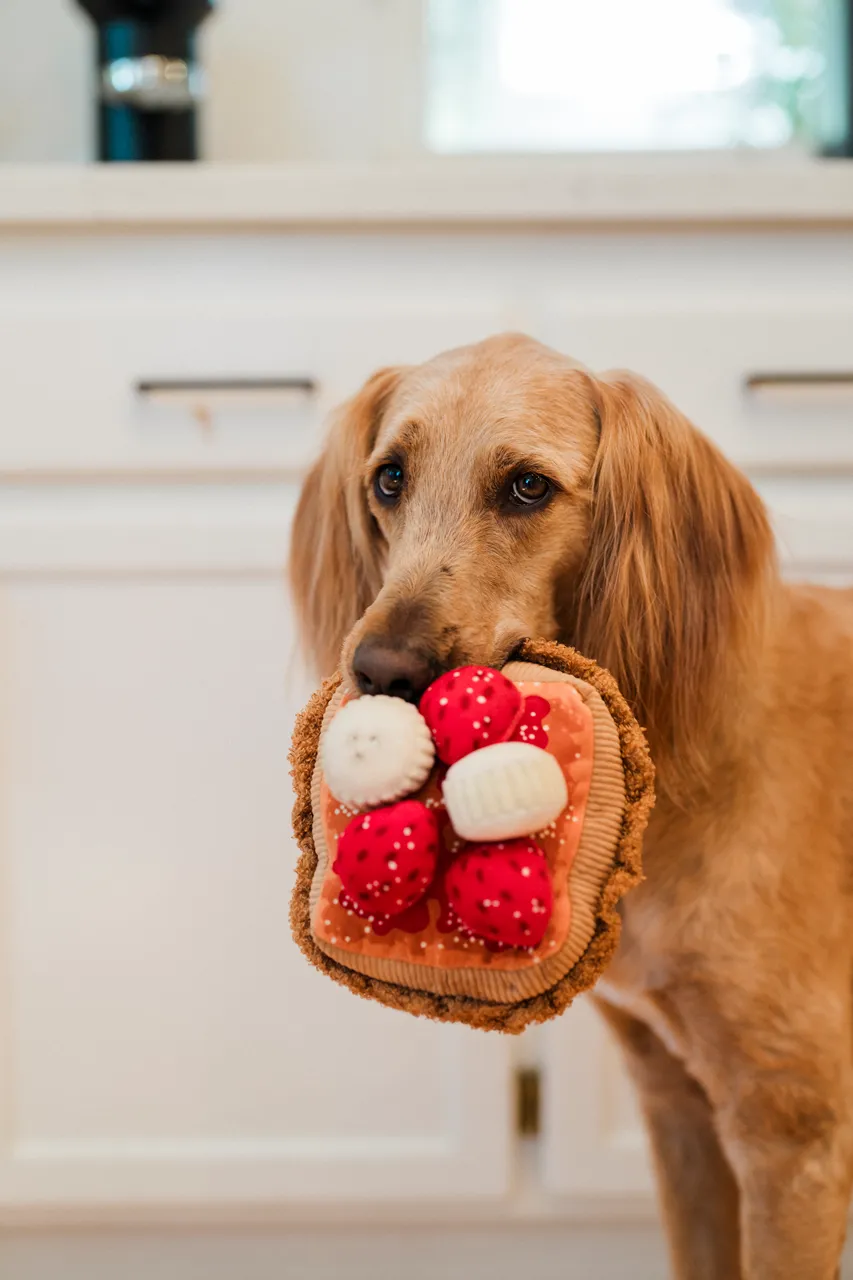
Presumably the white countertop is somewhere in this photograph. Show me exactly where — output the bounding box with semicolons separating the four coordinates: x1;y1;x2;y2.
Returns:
2;157;853;228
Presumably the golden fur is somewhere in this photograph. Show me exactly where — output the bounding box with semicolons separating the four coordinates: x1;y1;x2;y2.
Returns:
290;333;853;1280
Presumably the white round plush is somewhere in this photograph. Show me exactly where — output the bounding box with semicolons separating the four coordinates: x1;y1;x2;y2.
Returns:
442;740;568;842
321;695;436;808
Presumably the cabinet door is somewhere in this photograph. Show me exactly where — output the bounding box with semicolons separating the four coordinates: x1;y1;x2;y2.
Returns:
0;488;512;1213
539;998;653;1201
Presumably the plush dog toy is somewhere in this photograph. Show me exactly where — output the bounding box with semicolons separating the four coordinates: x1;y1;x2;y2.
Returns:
290;639;654;1033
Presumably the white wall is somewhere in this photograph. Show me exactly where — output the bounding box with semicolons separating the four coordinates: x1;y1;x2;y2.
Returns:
0;0;426;163
0;0;91;162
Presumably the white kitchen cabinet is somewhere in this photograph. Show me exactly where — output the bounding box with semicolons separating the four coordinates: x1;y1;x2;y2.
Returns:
1;205;852;1232
0;241;521;1214
0;505;513;1210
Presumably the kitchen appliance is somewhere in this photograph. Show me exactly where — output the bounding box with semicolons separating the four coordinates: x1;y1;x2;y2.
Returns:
75;1;214;161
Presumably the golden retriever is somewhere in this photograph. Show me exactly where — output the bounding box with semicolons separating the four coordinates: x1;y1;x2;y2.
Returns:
290;332;853;1280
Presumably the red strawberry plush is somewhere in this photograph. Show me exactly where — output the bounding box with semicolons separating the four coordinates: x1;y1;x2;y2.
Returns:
446;839;553;949
419;666;522;765
333;799;439;918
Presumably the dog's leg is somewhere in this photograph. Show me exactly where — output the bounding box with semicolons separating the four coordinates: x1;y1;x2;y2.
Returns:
662;973;853;1280
713;1064;853;1280
597;999;742;1280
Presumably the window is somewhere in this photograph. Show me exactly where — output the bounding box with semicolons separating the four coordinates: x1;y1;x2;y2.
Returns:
426;0;846;153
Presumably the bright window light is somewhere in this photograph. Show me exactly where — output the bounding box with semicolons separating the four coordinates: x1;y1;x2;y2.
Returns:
426;0;835;152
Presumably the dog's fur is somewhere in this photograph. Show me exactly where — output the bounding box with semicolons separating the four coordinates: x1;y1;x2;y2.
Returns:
290;333;853;1280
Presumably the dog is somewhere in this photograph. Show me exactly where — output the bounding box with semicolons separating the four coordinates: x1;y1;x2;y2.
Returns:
289;332;853;1280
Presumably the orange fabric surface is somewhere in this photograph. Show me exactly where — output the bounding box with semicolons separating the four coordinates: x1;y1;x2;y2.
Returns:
312;681;594;973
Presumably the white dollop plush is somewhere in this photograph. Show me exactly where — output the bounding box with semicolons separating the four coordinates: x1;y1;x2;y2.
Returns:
322;695;436;808
442;740;568;842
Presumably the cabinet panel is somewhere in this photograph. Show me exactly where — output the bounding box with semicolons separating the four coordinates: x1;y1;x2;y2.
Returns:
0;546;511;1210
539;997;653;1200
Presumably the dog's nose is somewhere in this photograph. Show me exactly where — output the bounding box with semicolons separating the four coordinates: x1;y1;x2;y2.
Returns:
352;638;435;703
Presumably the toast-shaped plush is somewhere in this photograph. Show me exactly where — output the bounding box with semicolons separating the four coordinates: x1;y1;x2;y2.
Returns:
290;639;654;1034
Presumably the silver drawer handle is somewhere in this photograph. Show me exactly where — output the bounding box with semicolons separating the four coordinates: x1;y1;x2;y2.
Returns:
136;378;318;431
745;373;853;405
137;377;317;409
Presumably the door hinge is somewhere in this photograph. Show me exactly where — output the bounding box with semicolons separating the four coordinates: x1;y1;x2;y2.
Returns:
516;1066;541;1137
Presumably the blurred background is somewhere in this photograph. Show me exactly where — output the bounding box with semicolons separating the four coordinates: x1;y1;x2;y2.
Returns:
1;0;851;160
0;3;852;1279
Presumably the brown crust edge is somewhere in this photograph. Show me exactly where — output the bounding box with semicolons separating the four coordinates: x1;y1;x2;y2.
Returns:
288;641;655;1035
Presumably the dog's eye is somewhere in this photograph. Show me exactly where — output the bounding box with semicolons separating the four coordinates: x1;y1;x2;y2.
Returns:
374;463;405;505
509;472;552;508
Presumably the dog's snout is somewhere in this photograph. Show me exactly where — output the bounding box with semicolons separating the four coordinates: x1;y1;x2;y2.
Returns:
352;638;435;703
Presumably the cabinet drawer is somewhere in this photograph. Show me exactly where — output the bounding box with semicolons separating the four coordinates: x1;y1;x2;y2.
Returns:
540;307;853;578
0;302;507;474
539;306;853;471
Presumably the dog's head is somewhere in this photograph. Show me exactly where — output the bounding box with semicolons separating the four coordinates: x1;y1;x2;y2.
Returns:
290;333;773;789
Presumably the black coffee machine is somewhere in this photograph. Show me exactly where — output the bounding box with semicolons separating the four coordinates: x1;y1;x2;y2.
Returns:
75;1;214;160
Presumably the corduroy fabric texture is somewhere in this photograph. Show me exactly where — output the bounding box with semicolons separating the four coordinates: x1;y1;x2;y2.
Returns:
289;641;655;1034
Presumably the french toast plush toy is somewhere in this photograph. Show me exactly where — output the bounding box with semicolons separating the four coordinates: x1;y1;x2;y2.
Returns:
290;639;654;1034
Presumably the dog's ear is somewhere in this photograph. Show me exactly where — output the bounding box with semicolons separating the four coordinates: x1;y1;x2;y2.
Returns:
574;372;774;793
289;367;403;676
